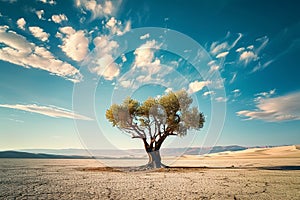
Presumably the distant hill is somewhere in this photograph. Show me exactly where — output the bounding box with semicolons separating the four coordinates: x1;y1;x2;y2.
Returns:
1;145;282;159
0;151;92;159
17;146;249;158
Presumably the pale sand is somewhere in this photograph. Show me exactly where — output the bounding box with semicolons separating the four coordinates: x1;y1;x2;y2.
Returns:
174;145;300;168
1;145;300;199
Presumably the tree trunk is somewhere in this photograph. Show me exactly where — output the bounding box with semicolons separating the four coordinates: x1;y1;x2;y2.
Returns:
141;138;166;169
146;150;166;168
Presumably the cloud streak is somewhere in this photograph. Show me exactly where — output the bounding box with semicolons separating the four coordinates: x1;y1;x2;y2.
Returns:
237;91;300;122
0;104;93;120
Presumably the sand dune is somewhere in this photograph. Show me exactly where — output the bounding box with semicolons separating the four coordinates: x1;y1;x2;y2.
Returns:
180;145;300;160
173;145;300;168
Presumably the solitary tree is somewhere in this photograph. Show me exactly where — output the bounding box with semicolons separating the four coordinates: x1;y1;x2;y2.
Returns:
106;90;205;168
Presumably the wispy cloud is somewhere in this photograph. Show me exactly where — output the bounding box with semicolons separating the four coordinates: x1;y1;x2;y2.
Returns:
237;91;300;122
210;42;228;55
231;89;241;98
209;32;273;78
0;104;93;120
239;51;258;65
215;96;228;102
75;0;121;20
210;32;242;56
229;72;237;84
140;33;150;40
203;91;216;96
0;25;82;82
254;89;276;102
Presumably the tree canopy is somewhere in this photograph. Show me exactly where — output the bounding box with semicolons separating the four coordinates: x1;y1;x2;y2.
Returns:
106;89;205;152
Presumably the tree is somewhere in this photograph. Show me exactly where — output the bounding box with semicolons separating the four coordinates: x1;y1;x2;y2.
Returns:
105;90;205;168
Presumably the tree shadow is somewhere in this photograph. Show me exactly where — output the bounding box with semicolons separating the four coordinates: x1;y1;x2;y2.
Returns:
257;166;300;171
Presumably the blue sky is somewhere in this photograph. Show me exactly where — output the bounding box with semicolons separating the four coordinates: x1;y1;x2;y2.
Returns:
0;0;299;150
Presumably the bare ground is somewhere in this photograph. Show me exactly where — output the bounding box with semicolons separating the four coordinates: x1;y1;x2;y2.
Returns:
1;159;300;199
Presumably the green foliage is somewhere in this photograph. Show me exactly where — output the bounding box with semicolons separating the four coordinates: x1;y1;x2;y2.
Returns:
105;89;205;149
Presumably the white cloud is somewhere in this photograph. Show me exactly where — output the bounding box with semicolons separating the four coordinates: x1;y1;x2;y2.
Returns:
136;75;151;83
93;36;119;54
75;0;120;19
29;26;50;42
105;17;131;36
232;89;241;98
247;45;254;50
0;25;82;82
165;87;172;93
51;14;68;23
121;54;127;62
239;51;258;65
188;80;211;94
58;26;89;62
35;10;45;20
216;51;229;59
134;40;161;69
254;89;276;102
89;36;120;80
232;89;240;93
203;91;215;96
90;54;120;80
237;91;300;122
140;33;150;40
209;64;220;73
215;97;228;102
236;47;245;52
17;18;26;30
106;16;117;27
59;26;75;35
118;39;171;88
39;0;56;5
208;60;215;66
256;89;276;98
119;80;132;88
0;104;92;120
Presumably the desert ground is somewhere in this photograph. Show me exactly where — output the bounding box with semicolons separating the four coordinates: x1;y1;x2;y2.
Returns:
1;145;300;199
